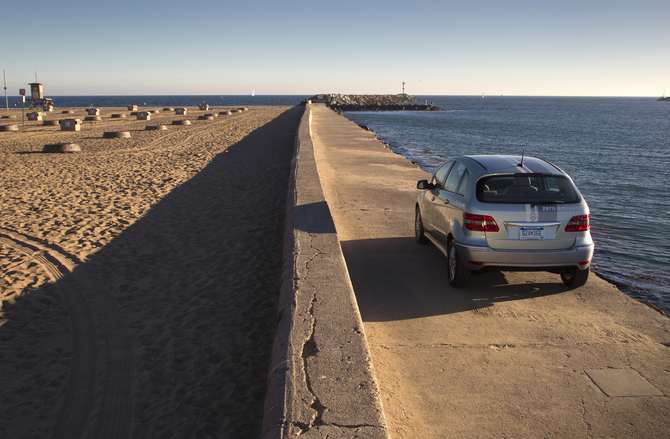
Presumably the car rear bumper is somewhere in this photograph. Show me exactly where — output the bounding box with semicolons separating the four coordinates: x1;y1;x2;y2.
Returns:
456;242;594;272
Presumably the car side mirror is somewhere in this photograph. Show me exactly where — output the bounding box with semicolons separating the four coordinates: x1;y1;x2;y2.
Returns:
417;180;434;190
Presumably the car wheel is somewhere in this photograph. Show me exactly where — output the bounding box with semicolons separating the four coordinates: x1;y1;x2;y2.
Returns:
415;207;429;244
447;239;470;288
561;268;589;288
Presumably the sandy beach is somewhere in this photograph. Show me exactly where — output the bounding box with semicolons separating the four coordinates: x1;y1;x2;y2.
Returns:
0;105;302;438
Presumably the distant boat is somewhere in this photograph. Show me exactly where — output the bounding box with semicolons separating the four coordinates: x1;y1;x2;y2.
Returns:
252;89;255;97
658;91;670;101
482;92;485;98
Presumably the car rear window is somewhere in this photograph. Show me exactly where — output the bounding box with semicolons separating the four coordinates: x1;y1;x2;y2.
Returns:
476;175;581;204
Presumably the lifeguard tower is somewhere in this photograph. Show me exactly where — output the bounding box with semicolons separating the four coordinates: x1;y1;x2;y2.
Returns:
27;83;53;111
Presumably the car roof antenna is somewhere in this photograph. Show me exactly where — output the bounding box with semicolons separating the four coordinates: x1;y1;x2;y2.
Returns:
518;150;525;168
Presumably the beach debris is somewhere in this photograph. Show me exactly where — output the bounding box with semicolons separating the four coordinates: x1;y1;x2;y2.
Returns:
171;120;191;125
103;131;131;138
42;142;81;153
59;119;81;131
0;124;19;132
145;125;168;131
136;112;151;120
127;105;138;111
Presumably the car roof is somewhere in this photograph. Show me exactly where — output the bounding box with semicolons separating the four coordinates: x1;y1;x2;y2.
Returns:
454;155;566;177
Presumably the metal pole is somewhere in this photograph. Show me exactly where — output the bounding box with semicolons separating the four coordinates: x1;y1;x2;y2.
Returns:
3;70;7;111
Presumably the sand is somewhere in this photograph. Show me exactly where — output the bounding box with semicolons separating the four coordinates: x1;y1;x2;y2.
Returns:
0;105;303;438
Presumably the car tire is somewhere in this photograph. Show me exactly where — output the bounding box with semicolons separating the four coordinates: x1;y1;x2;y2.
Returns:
415;207;429;244
561;268;589;288
447;239;470;288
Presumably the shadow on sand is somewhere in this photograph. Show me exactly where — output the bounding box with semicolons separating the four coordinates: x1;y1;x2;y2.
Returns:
0;106;303;438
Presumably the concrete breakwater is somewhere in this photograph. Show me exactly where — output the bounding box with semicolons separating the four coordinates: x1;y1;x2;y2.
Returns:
309;93;442;111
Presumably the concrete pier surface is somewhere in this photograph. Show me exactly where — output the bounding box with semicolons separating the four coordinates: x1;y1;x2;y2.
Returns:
309;103;670;438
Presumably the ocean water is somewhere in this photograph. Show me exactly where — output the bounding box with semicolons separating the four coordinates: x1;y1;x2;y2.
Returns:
3;94;308;109
344;96;670;315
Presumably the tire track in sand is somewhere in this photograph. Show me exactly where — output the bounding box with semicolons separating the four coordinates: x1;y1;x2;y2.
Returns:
0;227;134;439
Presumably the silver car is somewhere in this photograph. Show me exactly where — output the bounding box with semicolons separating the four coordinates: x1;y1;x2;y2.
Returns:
415;155;594;288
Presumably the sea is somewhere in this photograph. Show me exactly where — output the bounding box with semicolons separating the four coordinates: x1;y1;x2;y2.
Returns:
3;95;307;109
5;94;669;314
343;96;670;315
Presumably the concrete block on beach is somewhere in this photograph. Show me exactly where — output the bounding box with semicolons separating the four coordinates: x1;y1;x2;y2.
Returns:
43;143;81;153
103;131;131;138
175;108;187;115
59;119;81;131
137;112;151;120
27;112;43;121
86;108;100;115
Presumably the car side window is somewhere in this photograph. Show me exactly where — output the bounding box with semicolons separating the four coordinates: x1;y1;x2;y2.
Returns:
456;170;468;196
444;162;467;193
431;162;453;188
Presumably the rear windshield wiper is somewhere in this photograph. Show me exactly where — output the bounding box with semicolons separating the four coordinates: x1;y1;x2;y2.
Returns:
530;201;565;208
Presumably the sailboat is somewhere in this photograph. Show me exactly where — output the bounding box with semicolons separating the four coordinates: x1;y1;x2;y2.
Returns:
658;90;670;101
482;92;485;98
252;89;255;97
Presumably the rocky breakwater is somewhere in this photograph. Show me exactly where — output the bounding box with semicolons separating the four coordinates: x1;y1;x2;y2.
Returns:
311;94;441;112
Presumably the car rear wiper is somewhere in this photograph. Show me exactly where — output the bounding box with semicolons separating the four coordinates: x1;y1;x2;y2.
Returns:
530;201;565;208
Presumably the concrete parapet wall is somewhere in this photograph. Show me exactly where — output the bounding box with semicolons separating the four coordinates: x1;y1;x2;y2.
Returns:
263;104;389;438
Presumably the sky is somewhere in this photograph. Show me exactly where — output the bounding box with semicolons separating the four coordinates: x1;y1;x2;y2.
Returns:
3;0;669;96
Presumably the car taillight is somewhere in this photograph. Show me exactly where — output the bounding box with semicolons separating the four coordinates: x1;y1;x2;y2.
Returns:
464;213;499;232
565;215;590;232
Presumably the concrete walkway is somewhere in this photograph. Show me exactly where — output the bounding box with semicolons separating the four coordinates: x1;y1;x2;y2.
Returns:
310;103;670;438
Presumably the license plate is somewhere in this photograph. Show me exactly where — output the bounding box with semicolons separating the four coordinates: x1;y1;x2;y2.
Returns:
520;227;545;240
